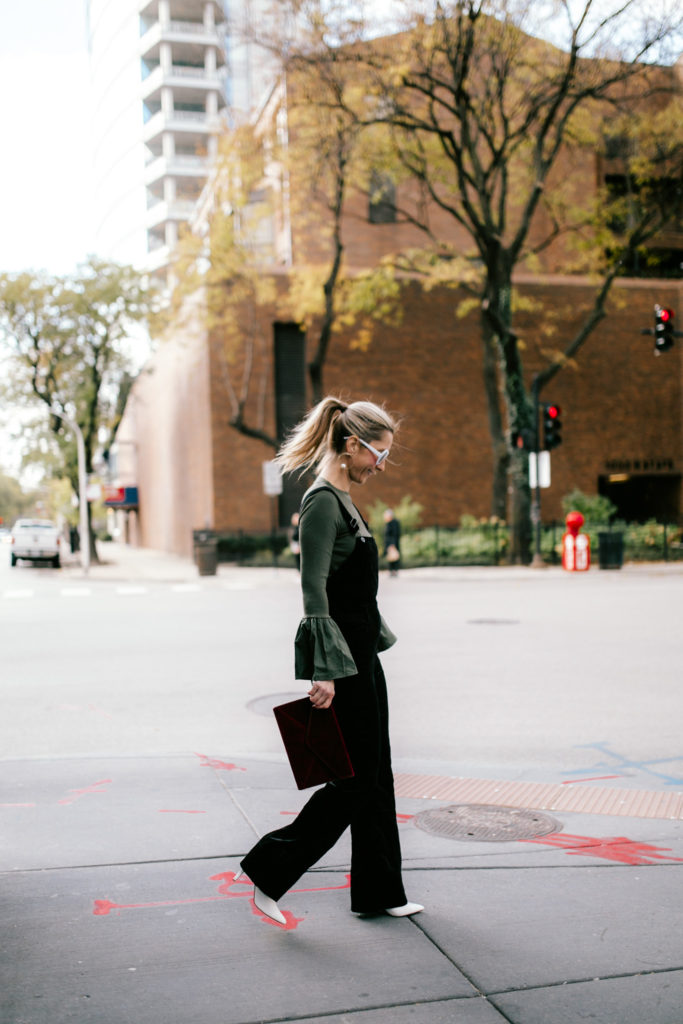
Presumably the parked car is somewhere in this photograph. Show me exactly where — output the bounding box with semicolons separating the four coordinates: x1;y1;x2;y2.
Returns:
10;519;61;568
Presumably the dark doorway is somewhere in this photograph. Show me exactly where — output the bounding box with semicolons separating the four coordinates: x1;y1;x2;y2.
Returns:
598;474;681;522
274;322;308;527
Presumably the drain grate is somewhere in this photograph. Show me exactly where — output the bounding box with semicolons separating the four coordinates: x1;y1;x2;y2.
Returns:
414;803;562;842
247;692;306;717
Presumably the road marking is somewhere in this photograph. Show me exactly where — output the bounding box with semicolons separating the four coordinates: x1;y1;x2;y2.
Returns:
171;583;201;593
116;585;148;595
2;589;34;599
61;587;92;597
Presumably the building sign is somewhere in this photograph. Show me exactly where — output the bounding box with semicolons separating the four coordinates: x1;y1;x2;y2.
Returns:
604;458;675;473
262;461;283;496
103;486;139;509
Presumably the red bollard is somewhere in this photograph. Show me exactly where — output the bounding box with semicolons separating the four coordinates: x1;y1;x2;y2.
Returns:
562;511;590;572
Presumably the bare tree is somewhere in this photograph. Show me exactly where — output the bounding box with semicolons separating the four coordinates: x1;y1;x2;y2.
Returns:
276;0;683;559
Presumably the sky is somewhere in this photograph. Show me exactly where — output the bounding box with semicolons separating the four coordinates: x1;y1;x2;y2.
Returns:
0;0;92;276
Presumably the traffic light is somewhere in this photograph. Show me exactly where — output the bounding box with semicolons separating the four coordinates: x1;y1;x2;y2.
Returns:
542;403;562;450
654;305;675;353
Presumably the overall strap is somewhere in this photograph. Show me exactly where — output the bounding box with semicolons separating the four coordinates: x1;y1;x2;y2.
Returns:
302;486;366;535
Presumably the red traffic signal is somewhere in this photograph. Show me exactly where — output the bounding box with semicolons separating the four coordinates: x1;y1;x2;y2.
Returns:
542;403;562;450
654;305;675;352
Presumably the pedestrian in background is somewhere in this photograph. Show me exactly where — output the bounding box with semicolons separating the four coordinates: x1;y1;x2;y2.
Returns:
383;507;401;576
239;395;423;925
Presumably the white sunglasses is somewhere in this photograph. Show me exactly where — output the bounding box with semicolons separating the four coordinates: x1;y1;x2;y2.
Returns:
344;435;390;467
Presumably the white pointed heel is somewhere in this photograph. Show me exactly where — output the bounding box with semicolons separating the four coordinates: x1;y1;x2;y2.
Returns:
385;902;424;917
253;886;287;925
235;871;286;925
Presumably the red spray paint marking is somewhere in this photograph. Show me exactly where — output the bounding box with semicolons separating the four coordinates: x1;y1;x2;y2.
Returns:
249;901;305;930
158;809;206;814
211;871;352;898
58;779;112;806
522;832;683;866
93;895;225;916
561;775;622;785
0;803;36;808
93;870;351;930
194;754;246;772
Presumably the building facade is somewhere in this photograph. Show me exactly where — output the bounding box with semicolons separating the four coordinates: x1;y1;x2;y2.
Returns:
113;33;683;556
88;0;276;273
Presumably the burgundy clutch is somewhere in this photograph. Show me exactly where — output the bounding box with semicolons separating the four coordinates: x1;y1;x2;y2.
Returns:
273;697;355;790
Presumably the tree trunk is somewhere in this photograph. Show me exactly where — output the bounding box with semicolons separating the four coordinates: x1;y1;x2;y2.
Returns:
480;312;508;519
509;450;532;565
87;501;100;565
484;272;533;563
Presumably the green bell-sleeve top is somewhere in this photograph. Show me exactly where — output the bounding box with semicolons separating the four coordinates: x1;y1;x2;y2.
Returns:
294;479;397;681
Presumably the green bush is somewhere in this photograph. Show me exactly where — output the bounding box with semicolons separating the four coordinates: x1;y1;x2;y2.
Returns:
399;521;507;566
623;520;683;561
216;532;289;562
561;489;616;525
367;494;424;536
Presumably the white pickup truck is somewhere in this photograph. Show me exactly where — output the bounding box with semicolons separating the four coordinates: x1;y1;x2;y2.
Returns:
10;519;62;568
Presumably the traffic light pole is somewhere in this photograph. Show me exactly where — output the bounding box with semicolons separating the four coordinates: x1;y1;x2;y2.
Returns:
530;374;544;569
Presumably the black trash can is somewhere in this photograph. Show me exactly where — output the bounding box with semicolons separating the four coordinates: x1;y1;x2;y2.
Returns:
598;531;624;570
193;529;218;576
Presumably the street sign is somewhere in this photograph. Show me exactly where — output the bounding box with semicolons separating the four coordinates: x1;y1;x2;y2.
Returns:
262;460;283;496
103;486;139;508
529;451;551;489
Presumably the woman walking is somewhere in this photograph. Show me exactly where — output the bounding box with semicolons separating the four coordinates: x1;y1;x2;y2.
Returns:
239;396;423;924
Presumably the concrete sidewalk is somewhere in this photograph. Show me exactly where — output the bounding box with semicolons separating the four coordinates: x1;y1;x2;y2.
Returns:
61;541;205;582
3;543;683;1023
2;748;683;1024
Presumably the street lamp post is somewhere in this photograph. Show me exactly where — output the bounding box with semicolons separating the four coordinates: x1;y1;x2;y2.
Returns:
53;410;90;574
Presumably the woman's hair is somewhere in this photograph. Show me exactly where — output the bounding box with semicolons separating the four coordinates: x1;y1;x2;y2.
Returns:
275;396;397;474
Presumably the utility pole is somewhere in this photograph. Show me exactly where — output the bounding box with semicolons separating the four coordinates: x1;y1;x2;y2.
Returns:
52;410;90;574
530;375;544;568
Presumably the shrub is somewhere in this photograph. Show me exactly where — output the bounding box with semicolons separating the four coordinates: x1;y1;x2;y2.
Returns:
367;494;424;537
561;489;616;525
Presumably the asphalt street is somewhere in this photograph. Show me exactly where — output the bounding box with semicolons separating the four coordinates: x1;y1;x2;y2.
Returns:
1;546;681;784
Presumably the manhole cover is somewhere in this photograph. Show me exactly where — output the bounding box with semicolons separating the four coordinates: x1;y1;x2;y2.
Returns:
414;804;561;842
247;692;306;717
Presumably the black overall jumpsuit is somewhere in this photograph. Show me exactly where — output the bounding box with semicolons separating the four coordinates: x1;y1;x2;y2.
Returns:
240;489;407;913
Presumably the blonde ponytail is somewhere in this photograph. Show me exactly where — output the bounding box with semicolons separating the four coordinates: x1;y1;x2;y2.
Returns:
275;395;397;475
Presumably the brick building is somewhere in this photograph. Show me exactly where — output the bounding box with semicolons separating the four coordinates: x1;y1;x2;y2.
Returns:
114;42;683;556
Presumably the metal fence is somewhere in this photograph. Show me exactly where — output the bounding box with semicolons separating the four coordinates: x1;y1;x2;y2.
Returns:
204;519;683;569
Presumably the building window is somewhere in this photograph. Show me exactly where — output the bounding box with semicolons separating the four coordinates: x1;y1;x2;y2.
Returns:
604;174;683;276
369;170;396;224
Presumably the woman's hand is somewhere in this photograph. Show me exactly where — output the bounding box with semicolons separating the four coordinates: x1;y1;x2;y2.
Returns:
308;680;335;709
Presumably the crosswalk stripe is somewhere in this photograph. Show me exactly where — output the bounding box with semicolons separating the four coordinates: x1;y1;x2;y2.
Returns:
2;589;34;599
115;585;148;595
61;588;92;597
